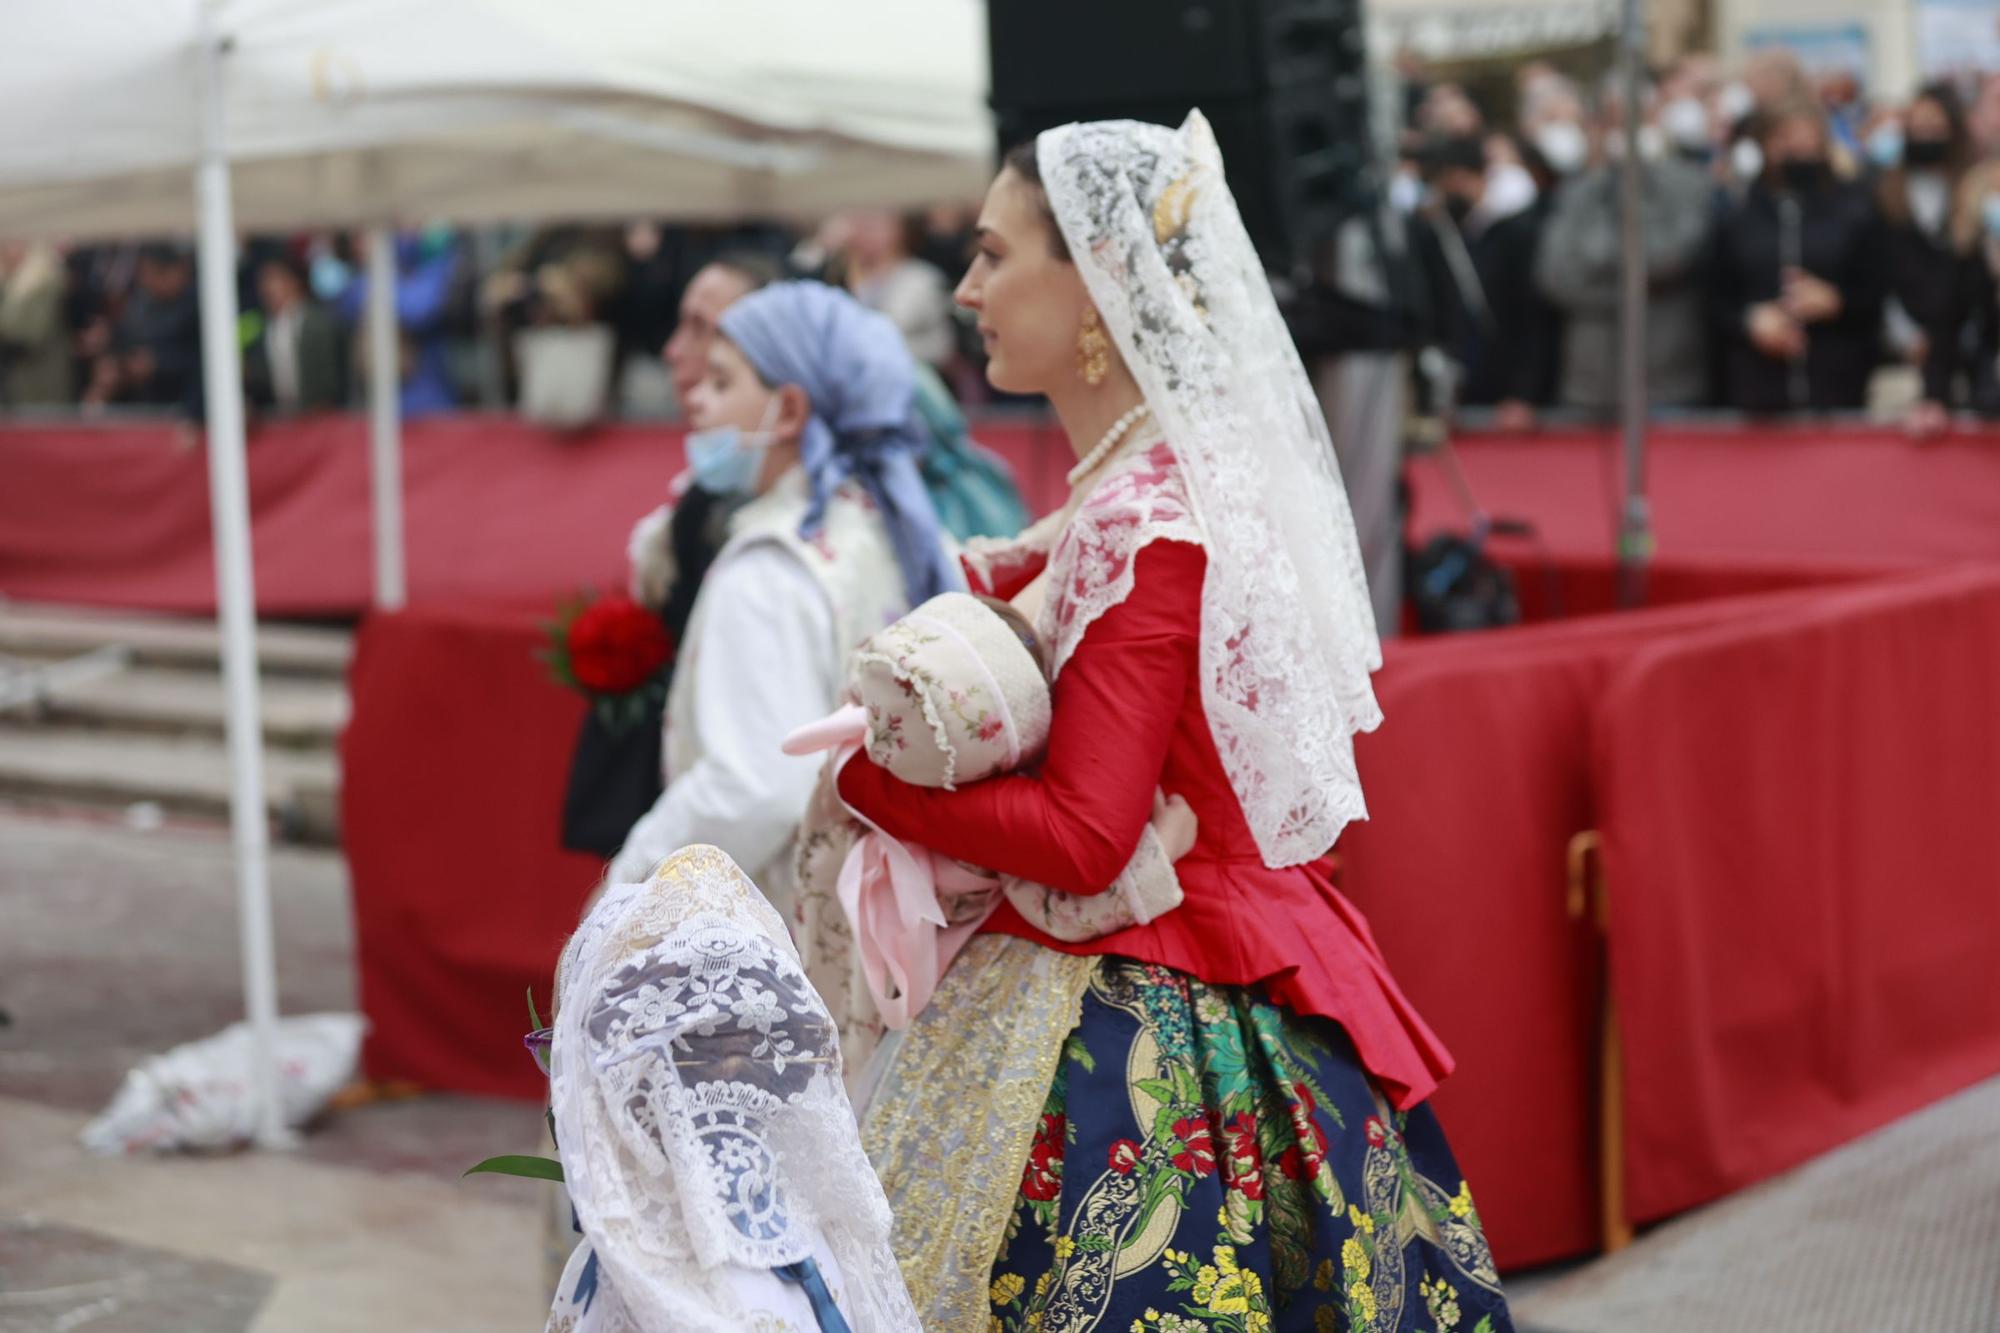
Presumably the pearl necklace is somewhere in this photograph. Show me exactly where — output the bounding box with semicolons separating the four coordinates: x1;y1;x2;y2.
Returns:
1067;403;1151;487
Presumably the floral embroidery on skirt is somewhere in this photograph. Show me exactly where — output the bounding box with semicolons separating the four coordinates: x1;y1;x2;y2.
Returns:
984;960;1512;1333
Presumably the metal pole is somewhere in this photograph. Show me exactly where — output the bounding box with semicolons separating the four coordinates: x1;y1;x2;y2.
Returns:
365;226;407;610
195;3;292;1150
1615;0;1653;608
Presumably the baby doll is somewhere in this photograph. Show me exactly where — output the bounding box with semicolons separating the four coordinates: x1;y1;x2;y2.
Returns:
785;592;1190;1067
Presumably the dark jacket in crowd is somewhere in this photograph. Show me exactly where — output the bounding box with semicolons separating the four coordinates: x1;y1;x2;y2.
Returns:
1967;254;2000;416
1534;157;1716;411
1879;167;1983;406
115;282;203;415
1713;176;1885;413
244;300;345;413
1412;199;1560;407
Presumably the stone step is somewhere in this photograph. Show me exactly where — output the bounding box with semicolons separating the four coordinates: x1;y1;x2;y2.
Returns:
0;602;351;681
0;728;340;845
0;662;347;747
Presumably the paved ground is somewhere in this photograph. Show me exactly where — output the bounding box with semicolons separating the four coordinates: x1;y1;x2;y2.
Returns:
1510;1075;2000;1332
0;805;548;1332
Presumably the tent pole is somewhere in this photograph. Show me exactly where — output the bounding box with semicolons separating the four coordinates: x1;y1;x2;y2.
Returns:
195;3;291;1150
365;227;407;610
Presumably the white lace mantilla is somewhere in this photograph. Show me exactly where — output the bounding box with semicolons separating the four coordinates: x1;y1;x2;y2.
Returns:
1039;111;1385;867
551;845;920;1331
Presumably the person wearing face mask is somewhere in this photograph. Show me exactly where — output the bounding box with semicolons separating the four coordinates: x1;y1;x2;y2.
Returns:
1534;117;1591;180
602;281;957;906
1410;133;1559;427
1951;161;2000;417
1534;97;1717;413
1875;85;1979;434
1518;74;1592;191
1659;92;1715;166
1713;102;1886;413
560;254;784;860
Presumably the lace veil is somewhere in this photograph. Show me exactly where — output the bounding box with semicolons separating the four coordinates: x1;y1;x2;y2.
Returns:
1038;111;1384;866
551;844;919;1330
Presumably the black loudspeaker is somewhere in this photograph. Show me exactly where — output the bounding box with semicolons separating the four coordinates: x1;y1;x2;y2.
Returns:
988;0;1377;270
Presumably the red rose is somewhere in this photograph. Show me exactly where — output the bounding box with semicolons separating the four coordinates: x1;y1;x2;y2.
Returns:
1171;1116;1217;1178
566;595;673;694
1108;1139;1142;1175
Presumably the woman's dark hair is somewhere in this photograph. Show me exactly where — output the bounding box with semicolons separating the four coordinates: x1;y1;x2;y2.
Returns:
1002;141;1072;261
1910;80;1972;170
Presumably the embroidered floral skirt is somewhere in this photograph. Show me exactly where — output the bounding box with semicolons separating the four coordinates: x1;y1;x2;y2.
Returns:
984;959;1513;1333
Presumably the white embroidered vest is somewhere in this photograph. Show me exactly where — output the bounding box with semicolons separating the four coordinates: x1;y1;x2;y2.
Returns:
663;469;912;892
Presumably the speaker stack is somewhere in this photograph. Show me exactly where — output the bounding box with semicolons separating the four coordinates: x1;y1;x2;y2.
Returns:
987;0;1379;271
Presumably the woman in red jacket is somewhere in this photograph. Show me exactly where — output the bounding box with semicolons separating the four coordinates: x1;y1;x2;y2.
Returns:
843;114;1514;1333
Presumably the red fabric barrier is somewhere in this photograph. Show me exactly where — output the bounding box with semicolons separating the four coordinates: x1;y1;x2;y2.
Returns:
0;415;1074;616
341;606;604;1100
9;416;2000;617
1594;566;2000;1224
1341;587;1841;1269
1407;427;2000;617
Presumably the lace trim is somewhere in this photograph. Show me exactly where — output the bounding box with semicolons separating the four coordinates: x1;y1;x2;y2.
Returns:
1001;824;1182;941
1037;438;1203;682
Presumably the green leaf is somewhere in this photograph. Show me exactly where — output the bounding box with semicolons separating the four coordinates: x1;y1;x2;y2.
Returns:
463;1154;565;1182
526;988;543;1031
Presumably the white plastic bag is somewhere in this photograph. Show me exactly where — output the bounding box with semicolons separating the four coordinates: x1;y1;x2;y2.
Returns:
80;1013;366;1155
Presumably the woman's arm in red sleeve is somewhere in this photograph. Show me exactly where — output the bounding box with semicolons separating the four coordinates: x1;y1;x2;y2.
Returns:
838;539;1203;895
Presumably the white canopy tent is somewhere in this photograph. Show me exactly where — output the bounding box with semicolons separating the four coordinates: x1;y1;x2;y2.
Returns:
0;0;991;1145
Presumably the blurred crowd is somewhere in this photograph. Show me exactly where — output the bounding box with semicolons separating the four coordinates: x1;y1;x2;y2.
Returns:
6;47;2000;432
1388;51;2000;430
0;208;984;425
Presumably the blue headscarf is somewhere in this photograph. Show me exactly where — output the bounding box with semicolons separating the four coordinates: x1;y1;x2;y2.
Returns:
718;282;958;607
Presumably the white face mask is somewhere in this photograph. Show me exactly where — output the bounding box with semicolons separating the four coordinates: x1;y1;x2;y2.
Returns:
1535;121;1590;175
1483;161;1539;217
1717;81;1756;126
1388;170;1425;214
1731;138;1765;184
1661;97;1711;151
685;394;783;497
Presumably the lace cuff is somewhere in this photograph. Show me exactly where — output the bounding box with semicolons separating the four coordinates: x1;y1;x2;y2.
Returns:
1001;824;1183;943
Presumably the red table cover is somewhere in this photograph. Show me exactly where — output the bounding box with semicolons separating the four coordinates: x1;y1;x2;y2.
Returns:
341;606;604;1099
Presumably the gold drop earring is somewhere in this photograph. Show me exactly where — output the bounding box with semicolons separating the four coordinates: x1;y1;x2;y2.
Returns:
1076;307;1110;387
